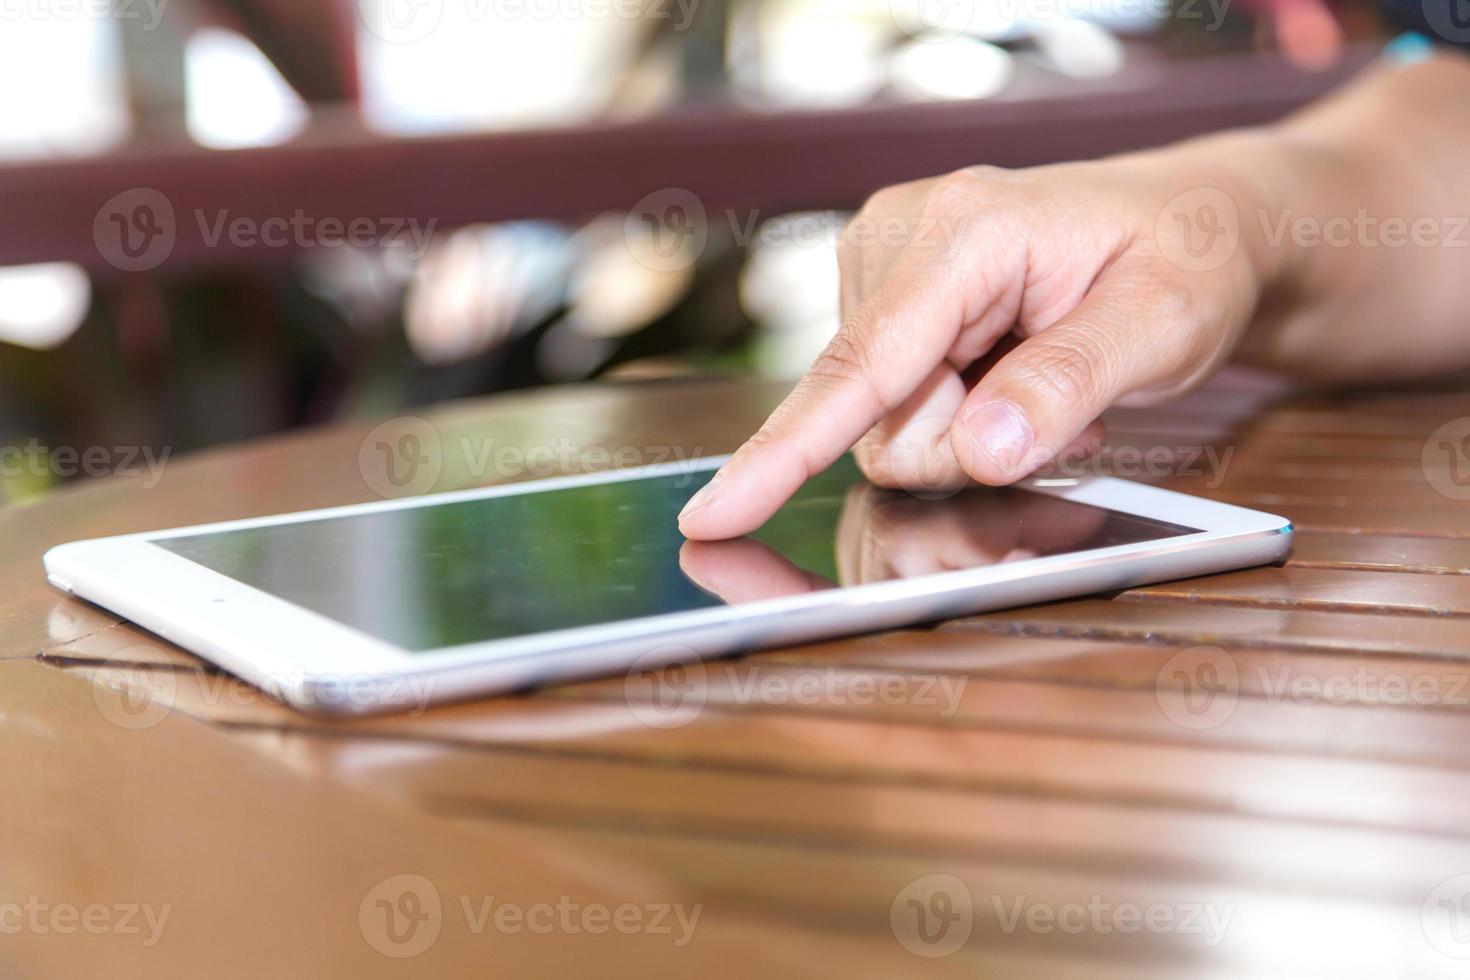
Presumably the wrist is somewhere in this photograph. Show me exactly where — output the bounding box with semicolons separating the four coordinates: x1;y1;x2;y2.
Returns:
1152;128;1311;293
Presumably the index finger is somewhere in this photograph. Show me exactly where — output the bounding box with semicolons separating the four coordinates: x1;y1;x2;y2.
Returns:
678;252;969;540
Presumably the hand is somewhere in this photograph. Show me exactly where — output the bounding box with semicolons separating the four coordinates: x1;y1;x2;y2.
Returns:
679;148;1272;540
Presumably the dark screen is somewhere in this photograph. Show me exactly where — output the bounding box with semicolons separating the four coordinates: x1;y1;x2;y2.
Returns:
154;458;1195;651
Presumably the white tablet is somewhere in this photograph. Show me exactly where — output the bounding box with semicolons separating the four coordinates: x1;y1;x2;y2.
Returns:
43;455;1290;716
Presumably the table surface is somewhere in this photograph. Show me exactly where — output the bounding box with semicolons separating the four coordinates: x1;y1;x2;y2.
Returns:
4;372;1470;978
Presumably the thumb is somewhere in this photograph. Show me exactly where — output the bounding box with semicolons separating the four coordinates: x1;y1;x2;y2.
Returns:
951;263;1212;484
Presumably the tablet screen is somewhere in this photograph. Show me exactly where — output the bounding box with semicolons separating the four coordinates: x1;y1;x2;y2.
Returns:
152;458;1196;651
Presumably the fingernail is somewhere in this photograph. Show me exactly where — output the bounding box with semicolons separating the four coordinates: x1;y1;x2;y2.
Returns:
961;400;1034;476
679;470;723;524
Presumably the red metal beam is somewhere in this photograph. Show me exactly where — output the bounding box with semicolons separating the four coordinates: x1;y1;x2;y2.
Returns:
0;47;1375;275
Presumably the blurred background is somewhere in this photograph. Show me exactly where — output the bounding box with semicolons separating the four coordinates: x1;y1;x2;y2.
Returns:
0;0;1388;501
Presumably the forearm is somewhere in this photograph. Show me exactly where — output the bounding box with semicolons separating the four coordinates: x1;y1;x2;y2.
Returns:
682;50;1470;531
1180;53;1470;382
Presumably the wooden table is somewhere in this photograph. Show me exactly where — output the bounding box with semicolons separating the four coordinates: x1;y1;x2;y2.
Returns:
4;372;1470;978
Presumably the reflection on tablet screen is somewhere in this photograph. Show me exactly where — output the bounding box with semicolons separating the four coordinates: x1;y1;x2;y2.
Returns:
154;457;1196;651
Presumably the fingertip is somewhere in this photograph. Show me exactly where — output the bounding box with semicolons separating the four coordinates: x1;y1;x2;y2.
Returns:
677;506;731;542
676;465;780;541
677;515;722;542
676;473;721;537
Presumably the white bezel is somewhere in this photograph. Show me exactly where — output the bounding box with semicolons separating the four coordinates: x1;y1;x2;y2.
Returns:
44;456;1291;715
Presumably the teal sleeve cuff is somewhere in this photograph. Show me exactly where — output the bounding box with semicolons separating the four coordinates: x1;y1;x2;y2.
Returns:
1384;31;1437;63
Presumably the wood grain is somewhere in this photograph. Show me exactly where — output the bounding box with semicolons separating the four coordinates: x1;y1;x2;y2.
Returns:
1124;567;1470;617
8;371;1470;977
1287;532;1470;574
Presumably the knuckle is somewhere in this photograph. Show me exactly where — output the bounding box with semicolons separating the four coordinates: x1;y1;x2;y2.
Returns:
952;163;1023;186
1135;270;1201;324
846;181;918;257
812;328;875;386
854;179;923;228
921;168;1035;255
805;327;890;415
734;417;812;484
1150;285;1207;371
858;183;905;217
1151;275;1198;317
923;171;988;218
740;421;787;455
1015;331;1121;407
1130;269;1218;375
